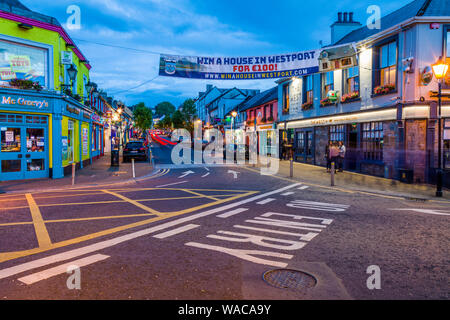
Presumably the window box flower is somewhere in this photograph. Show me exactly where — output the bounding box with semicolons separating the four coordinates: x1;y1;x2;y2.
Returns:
373;84;395;96
341;91;360;103
301;102;313;111
320;98;335;107
9;79;42;91
268;116;274;122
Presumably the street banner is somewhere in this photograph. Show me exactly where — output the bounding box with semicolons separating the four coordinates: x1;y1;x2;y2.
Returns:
159;44;356;80
159;50;320;80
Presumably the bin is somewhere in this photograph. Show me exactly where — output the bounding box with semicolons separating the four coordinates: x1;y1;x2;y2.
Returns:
399;169;413;184
111;149;120;167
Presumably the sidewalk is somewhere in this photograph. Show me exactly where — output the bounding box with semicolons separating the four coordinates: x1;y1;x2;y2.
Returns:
0;152;156;194
250;159;450;202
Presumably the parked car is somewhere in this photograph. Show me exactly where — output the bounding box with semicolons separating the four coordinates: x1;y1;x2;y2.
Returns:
123;140;148;162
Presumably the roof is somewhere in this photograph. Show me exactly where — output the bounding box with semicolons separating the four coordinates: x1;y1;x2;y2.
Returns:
238;86;278;112
206;87;259;110
0;0;61;26
334;0;445;45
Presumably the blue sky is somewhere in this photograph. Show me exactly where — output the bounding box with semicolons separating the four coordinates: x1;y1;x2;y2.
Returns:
21;0;412;108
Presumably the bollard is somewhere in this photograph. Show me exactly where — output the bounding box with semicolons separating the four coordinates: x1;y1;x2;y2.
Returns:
71;162;76;186
290;159;293;178
331;162;335;186
132;158;136;178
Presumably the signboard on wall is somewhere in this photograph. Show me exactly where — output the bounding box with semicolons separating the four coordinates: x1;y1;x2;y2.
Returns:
61;51;73;65
82;128;89;156
62;137;68;161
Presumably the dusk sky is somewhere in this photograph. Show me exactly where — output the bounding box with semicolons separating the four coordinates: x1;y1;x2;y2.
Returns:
21;0;412;108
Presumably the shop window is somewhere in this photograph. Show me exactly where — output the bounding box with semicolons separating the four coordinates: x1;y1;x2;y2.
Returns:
26;116;47;124
68;120;75;163
322;71;334;98
27;128;45;152
344;66;360;95
27;159;45;171
282;83;290;114
0;39;48;88
1;160;21;173
0;114;23;123
297;132;305;154
1;128;21;152
330;125;345;143
362;122;384;161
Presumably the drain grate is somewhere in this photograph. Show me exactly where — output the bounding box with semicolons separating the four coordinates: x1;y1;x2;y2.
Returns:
263;269;317;291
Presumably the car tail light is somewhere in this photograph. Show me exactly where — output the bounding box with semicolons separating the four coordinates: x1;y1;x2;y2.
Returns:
124;148;129;152
139;148;145;151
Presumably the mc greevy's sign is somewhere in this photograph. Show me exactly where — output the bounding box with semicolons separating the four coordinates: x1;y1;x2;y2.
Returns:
1;95;49;109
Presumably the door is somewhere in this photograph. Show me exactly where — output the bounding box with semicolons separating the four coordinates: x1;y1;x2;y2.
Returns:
0;126;24;180
346;124;358;171
0;116;49;181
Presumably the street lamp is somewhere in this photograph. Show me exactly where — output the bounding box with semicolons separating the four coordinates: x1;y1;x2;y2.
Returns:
431;56;449;197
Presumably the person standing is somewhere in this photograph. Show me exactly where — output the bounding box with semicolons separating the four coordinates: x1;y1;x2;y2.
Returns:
329;142;340;173
338;141;346;172
325;141;332;172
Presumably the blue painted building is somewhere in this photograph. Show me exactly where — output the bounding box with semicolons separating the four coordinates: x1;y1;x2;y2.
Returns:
277;0;450;186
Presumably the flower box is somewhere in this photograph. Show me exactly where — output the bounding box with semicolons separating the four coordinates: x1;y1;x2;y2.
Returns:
373;84;396;96
8;79;42;91
301;102;313;111
341;91;360;104
320;98;336;107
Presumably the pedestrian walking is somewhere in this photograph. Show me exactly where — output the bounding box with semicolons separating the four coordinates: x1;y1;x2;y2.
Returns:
329;142;340;174
338;141;346;172
325;141;332;172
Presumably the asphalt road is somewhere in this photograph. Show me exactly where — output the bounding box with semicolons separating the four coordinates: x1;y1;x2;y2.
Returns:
0;138;449;300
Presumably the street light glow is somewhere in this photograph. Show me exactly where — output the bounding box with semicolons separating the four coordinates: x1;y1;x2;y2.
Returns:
432;56;449;80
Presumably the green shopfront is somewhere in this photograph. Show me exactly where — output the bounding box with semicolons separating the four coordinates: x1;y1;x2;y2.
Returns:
0;88;93;181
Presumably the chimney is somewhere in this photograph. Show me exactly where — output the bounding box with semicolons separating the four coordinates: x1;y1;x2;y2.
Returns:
331;11;362;44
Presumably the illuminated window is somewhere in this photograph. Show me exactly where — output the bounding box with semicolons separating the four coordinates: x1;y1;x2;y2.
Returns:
344;66;359;94
379;41;397;87
322;72;334;98
282;83;290;114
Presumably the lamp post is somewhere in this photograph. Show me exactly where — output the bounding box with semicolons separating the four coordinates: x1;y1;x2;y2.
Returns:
432;56;449;197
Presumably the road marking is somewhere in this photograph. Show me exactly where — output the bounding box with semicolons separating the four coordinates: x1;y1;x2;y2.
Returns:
201;173;210;178
101;190;161;216
257;198;276;205
281;192;295;196
217;208;249;219
228;170;240;179
0;184;297;276
298;186;309;190
156;181;188;188
17;254;110;285
178;170;195;179
25;193;52;248
183;189;220;201
287;200;349;212
391;209;450;216
153;224;200;239
233;225;319;242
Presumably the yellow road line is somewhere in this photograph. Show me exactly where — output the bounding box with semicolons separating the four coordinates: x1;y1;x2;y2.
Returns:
102;190;162;216
182;189;220;201
0;189;257;263
25;194;52;249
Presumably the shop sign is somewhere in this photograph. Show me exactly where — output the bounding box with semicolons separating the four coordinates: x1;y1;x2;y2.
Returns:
62;136;68;161
0;68;16;80
83;112;91;120
66;105;80;115
1;96;49;109
82;128;89;156
61;51;73;65
91;113;106;125
9;55;31;73
5;131;14;142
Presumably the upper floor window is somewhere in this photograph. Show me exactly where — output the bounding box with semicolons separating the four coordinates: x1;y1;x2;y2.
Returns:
379;41;397;87
0;39;48;88
304;75;313;104
344;66;359;94
282;83;290;114
322;71;334;98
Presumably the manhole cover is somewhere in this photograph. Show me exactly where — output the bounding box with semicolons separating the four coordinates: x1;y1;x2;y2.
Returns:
263;269;317;291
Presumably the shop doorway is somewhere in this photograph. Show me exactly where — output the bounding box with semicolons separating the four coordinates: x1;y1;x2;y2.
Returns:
0;114;49;181
346;124;358;171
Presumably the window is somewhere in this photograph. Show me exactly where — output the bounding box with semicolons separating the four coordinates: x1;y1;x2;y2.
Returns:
379;41;397;87
362;122;384;161
344;66;360;94
1;128;21;152
27;128;45;153
282;83;290;114
304;75;313;104
0;39;48;88
297;132;305;154
322;71;334;98
330;125;345;143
